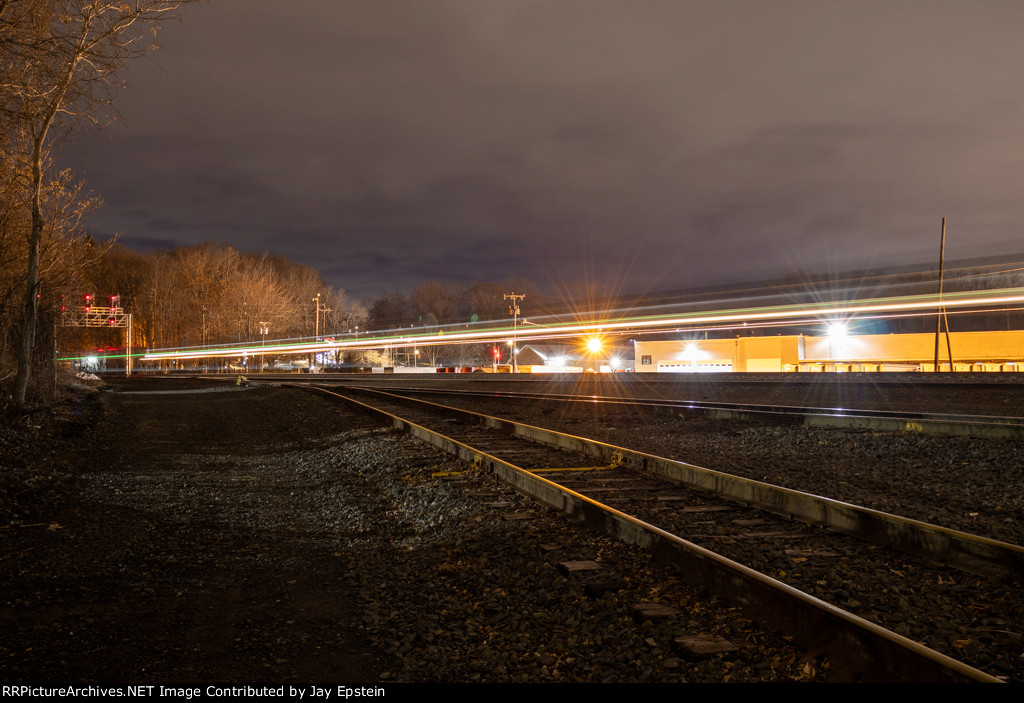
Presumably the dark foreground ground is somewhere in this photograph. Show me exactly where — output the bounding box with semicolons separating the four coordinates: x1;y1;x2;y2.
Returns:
1;381;381;682
3;379;830;684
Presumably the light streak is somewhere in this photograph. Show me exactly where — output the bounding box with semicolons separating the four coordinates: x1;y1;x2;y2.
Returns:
136;287;1024;362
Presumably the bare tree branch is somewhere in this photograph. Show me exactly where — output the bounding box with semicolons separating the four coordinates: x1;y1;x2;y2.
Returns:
2;0;193;404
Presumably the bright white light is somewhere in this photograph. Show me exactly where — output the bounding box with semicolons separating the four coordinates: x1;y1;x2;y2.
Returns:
827;321;848;339
586;337;603;353
549;356;566;367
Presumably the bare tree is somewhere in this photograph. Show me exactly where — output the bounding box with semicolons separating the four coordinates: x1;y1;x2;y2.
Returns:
225;255;291;344
410;280;459;326
2;0;192;404
464;281;506;322
171;244;239;345
0;158;99;379
271;256;326;338
366;289;414;331
87;242;374;361
323;287;365;336
318;288;365;366
88;242;150;348
134;251;175;349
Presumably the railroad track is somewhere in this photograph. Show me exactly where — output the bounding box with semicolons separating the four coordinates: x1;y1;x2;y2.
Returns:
312;383;1024;439
298;383;1022;683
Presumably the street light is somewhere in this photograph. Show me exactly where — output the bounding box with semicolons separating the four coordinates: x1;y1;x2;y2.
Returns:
312;293;321;341
259;322;269;372
201;305;208;373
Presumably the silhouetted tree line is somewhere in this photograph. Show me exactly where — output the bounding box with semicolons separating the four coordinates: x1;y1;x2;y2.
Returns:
365;278;551;331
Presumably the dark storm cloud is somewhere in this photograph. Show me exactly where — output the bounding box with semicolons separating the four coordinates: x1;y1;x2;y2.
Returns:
66;0;1024;299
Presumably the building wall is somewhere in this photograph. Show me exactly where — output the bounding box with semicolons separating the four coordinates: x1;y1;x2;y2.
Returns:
735;336;801;372
803;330;1024;362
635;337;802;373
635;330;1024;372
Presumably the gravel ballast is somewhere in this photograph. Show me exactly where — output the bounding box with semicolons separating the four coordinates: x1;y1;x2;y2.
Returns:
1;383;832;683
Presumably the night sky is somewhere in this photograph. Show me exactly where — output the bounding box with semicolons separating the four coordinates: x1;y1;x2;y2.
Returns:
63;1;1024;301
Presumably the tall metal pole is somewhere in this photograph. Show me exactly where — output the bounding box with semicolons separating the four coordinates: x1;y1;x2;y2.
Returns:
259;322;269;373
311;293;321;371
313;293;321;340
202;306;207;374
933;217;954;371
504;293;524;373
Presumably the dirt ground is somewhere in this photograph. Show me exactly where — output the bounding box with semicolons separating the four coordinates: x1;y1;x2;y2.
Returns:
14;375;1010;684
1;380;387;683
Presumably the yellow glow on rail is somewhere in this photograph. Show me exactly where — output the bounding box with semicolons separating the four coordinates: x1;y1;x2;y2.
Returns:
140;287;1024;362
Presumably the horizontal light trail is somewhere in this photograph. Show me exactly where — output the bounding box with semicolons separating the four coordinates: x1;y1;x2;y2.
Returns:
129;287;1024;362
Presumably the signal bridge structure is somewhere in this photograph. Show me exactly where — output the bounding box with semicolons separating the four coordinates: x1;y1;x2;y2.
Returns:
61;295;133;375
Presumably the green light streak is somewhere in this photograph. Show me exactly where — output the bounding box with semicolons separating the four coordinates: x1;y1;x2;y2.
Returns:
112;286;1024;363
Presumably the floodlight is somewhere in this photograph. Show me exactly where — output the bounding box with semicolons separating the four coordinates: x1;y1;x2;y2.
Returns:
827;321;848;339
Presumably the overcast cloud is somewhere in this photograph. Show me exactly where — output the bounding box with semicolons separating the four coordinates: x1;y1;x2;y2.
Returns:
63;0;1024;299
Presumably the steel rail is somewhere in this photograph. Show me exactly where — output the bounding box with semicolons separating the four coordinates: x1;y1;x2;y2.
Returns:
325;383;1024;440
331;385;1024;580
303;383;1002;682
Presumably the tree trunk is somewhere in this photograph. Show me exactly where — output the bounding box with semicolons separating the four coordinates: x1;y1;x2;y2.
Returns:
14;134;45;406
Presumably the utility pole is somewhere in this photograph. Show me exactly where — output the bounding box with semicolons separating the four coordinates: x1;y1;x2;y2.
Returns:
321;304;332;338
504;293;524;373
933;217;954;371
